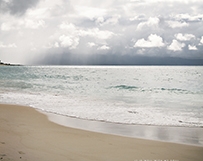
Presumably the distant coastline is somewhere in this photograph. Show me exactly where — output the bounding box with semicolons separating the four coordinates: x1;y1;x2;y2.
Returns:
0;60;21;66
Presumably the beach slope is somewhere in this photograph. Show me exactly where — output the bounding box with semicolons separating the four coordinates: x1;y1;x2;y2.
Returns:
0;104;203;161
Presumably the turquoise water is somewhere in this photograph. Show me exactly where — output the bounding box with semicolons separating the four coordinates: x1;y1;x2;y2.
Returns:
0;66;203;127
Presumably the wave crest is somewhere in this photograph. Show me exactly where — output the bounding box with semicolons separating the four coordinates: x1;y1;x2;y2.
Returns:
109;85;138;90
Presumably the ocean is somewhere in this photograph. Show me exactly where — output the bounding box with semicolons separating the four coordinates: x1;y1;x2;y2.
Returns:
0;66;203;127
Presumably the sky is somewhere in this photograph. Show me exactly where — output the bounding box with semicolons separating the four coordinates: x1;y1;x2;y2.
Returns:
0;0;203;65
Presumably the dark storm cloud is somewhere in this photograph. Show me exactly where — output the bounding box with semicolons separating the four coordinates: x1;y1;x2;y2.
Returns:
34;52;203;66
0;0;40;15
32;46;203;66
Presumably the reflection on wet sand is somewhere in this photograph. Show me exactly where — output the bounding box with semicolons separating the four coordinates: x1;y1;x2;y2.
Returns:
44;111;203;147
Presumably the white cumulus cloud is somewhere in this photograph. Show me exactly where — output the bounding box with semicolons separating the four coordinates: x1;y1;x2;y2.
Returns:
175;13;203;22
79;28;114;40
59;22;76;31
175;33;195;41
137;17;160;30
167;39;185;51
188;45;197;50
200;36;203;44
59;35;79;49
97;45;110;50
87;42;96;47
134;34;165;48
167;21;189;28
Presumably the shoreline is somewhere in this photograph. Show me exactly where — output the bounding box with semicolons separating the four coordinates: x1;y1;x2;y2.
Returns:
43;111;203;147
0;104;203;161
41;109;203;128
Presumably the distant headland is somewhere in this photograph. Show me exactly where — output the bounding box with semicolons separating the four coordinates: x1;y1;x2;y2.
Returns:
0;60;22;66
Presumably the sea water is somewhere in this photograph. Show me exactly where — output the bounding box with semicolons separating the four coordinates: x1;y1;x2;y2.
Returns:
0;66;203;127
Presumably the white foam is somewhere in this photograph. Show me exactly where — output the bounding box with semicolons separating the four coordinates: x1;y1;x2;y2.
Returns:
1;90;203;127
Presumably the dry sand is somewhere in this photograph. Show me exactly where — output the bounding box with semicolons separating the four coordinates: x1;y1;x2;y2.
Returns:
0;104;203;161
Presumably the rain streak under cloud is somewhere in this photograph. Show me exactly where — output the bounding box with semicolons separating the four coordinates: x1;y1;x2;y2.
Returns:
0;0;203;65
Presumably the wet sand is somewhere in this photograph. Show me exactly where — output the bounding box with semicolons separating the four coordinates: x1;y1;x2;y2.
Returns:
46;111;203;146
0;104;203;161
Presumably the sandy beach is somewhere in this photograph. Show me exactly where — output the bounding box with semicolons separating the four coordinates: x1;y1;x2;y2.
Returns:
0;104;203;161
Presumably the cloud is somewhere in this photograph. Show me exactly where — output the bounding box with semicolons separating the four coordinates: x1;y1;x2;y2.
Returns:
75;6;106;20
59;22;76;31
0;0;40;16
79;28;114;40
96;14;121;26
137;17;160;30
129;14;145;21
58;22;114;40
58;35;79;49
46;21;115;50
105;14;121;25
175;13;203;22
167;39;185;51
97;45;110;50
24;19;45;29
134;34;165;48
1;22;15;31
35;51;203;66
188;44;197;50
200;36;203;44
166;21;189;28
26;7;50;19
0;42;17;48
0;0;203;65
95;17;105;25
1;18;45;31
175;33;195;41
87;42;96;47
54;42;59;48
